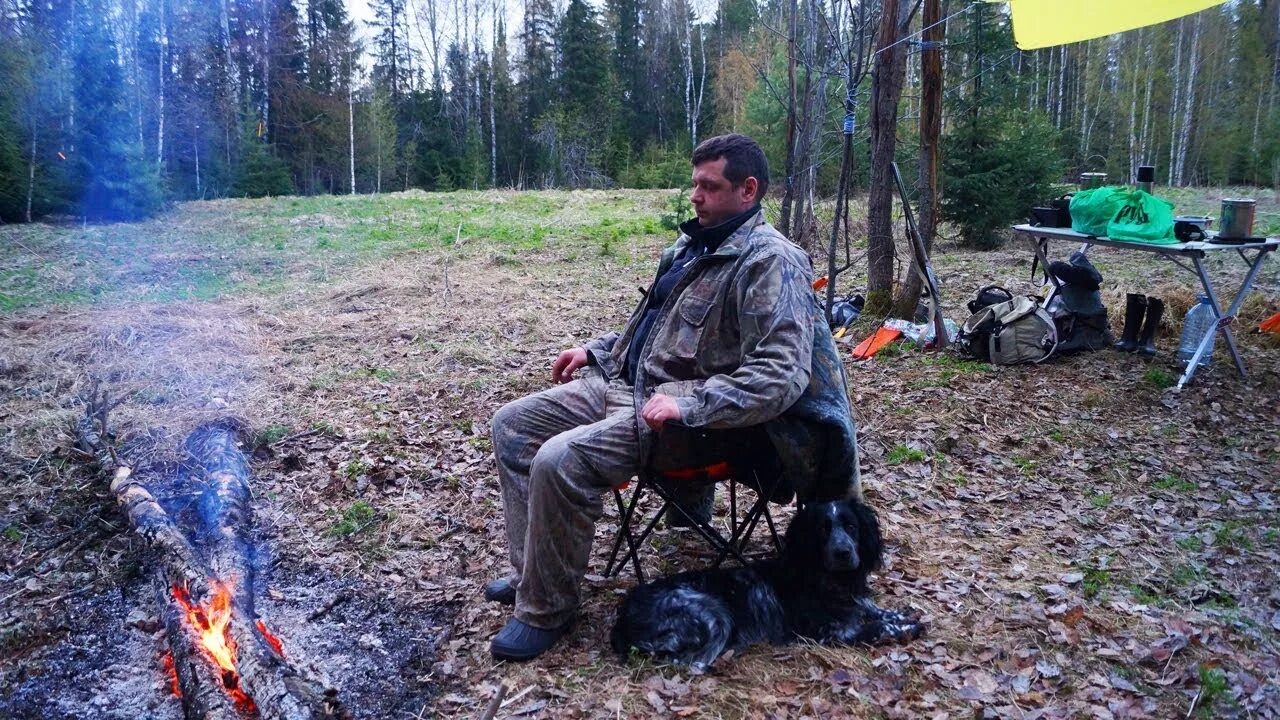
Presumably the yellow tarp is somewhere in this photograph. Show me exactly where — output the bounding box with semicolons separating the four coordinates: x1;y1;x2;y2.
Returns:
1007;0;1228;49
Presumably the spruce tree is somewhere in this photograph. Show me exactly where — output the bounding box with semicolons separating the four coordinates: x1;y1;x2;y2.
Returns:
607;0;645;146
368;0;413;105
232;118;294;197
490;18;519;185
557;0;612;113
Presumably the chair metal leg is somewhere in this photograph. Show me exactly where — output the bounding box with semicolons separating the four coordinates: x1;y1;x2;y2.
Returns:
715;494;768;567
648;479;751;568
763;504;782;552
609;462;793;580
604;480;648;582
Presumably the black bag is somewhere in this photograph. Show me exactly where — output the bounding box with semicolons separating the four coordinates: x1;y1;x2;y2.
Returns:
1046;252;1112;355
967;285;1014;315
1052;311;1111;354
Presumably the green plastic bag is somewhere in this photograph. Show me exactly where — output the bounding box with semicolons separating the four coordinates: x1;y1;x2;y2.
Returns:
1069;187;1125;236
1106;190;1176;244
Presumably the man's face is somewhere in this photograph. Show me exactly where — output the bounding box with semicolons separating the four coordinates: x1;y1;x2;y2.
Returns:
690;158;757;227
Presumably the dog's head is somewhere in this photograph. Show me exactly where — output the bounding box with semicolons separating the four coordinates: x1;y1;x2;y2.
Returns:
785;496;883;581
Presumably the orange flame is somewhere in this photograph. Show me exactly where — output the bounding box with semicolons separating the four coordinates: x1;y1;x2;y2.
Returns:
171;582;257;713
255;619;285;658
161;651;182;698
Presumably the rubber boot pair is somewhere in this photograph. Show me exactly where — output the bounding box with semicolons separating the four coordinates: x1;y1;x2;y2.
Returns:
1114;293;1163;356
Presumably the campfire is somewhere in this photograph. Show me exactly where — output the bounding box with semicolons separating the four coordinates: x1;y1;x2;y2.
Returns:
76;385;347;719
171;581;258;712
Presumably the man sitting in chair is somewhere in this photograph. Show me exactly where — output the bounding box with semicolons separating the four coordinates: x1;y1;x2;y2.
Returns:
486;133;860;661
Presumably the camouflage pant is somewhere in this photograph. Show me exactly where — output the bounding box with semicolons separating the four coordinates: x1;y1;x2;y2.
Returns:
490;369;648;629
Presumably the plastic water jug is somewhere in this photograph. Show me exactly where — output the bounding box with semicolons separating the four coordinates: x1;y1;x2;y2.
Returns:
1176;295;1217;367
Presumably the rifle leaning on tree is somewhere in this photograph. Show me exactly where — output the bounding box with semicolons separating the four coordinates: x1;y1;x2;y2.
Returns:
891;161;949;349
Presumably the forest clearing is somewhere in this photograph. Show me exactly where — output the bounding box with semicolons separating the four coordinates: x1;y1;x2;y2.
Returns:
2;188;1278;719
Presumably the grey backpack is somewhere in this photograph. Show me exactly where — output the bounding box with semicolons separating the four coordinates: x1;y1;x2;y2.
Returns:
958;295;1058;365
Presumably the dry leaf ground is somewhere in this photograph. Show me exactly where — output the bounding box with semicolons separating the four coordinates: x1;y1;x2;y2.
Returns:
1;188;1278;719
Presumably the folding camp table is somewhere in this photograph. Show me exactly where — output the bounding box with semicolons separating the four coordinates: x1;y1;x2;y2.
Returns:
1011;224;1279;389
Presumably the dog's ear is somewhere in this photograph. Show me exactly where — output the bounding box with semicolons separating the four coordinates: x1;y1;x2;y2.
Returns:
849;499;884;574
783;501;823;560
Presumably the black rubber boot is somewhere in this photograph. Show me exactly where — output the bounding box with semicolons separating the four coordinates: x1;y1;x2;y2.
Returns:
1114;293;1146;352
1137;297;1164;356
490;617;571;662
483;577;517;605
661;482;715;528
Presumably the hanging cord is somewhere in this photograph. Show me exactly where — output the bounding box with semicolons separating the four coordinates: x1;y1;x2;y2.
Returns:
874;1;978;57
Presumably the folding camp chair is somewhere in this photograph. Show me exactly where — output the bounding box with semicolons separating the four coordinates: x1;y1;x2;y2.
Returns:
603;424;793;583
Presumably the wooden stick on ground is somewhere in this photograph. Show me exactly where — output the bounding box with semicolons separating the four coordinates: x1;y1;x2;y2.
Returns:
478;683;508;720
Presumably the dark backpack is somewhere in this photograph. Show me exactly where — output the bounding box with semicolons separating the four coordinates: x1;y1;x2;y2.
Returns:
967;285;1014;315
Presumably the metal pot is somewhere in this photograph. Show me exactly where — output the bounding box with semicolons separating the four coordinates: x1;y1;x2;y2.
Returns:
1079;172;1107;190
1219;198;1256;239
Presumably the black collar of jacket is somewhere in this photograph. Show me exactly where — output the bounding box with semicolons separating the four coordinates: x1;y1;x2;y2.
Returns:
678;204;762;254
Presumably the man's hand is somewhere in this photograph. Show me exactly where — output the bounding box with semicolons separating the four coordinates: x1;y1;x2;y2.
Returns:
551;347;589;384
641;394;682;431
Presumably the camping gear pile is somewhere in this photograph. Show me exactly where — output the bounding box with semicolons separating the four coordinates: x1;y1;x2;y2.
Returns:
1046;252;1114;354
957;293;1058;364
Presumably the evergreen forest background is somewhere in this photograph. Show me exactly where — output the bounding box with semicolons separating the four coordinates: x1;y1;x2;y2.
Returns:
1;0;1277;233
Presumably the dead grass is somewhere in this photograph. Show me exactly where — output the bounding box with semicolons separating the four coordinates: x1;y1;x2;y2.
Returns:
2;188;1279;719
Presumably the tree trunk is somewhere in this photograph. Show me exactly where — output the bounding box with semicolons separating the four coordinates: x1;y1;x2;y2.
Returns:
1077;40;1092;160
130;0;144;148
779;0;799;237
693;25;706;147
348;71;356;195
26;128;37;223
893;0;943;319
157;0;167;166
68;0;76;148
1030;49;1039;112
1169;18;1185;185
1175;15;1201;186
195;128;202;197
866;0;911;313
489;0;498;186
262;0;270;135
1055;45;1065;128
220;0;234;82
823;0;871;321
1127;37;1139;182
1139;45;1154;165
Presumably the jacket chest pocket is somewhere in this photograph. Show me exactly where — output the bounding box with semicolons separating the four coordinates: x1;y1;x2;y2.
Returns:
679;295;714;326
668;281;728;368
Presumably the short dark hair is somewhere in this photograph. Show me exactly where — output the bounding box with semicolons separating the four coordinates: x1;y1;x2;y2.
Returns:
691;134;769;201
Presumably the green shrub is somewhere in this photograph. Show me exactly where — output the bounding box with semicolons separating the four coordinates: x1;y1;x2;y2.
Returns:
941;108;1064;249
1142;368;1175;389
660;189;692;230
234;137;294;198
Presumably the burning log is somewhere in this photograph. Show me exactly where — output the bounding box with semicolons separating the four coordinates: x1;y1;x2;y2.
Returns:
77;387;347;720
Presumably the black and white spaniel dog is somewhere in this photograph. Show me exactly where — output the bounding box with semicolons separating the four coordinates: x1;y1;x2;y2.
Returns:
610;496;923;671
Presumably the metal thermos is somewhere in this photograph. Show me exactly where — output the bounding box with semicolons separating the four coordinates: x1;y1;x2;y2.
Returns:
1136;165;1155;194
1080;172;1107;189
1219;198;1256;239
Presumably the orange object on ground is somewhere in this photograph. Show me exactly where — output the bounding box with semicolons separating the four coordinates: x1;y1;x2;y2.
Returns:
851;327;903;360
1261;311;1280;335
812;276;829;291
